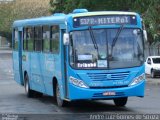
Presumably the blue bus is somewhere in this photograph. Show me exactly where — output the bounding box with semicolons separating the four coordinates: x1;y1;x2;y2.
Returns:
12;9;147;107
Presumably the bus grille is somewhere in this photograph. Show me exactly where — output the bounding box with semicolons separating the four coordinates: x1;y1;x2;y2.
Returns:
87;72;130;81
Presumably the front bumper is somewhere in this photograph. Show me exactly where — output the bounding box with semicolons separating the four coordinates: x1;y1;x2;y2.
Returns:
68;81;145;100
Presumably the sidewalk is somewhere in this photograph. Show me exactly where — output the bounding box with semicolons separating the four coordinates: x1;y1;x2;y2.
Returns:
0;48;12;54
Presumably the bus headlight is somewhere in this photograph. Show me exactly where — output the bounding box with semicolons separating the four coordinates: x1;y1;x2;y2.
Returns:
129;73;145;86
69;76;89;88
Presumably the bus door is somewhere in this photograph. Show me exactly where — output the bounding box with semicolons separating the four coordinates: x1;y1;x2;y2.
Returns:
13;27;23;85
62;29;69;99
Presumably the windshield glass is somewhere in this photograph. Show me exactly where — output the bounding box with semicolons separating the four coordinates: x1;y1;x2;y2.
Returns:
152;58;160;64
69;28;144;69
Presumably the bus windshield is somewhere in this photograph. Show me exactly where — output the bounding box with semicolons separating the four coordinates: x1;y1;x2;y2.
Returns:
69;28;144;69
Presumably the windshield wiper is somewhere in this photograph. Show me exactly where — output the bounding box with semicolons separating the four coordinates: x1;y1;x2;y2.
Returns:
112;24;124;48
110;24;124;57
88;26;99;52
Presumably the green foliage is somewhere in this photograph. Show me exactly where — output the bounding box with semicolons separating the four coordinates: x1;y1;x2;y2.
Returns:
49;0;65;13
0;0;50;42
50;0;135;13
132;0;160;44
28;39;34;51
43;39;50;52
0;2;13;39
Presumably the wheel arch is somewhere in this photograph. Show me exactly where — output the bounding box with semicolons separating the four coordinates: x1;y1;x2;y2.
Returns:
23;71;28;85
52;76;58;97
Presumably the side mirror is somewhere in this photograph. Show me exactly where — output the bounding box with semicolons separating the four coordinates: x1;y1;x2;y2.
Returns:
63;33;69;45
143;30;148;42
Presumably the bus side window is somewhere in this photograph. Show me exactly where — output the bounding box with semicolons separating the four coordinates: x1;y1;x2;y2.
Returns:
51;25;59;53
42;26;50;52
13;28;18;50
26;27;34;51
34;26;42;51
23;28;28;50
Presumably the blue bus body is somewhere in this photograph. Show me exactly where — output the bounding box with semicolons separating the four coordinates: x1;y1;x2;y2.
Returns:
12;9;145;106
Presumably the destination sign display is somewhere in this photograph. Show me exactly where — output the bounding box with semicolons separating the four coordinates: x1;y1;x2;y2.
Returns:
73;15;137;27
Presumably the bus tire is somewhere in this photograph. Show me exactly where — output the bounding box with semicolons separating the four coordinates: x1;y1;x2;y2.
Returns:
151;70;155;78
55;83;67;107
113;97;128;107
24;74;35;98
35;92;43;98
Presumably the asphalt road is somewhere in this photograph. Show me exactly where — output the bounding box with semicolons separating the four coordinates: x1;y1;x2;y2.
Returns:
0;50;160;120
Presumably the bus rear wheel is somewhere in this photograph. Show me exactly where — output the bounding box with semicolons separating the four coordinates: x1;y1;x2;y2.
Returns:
24;74;35;98
24;74;43;98
55;83;67;107
113;97;128;107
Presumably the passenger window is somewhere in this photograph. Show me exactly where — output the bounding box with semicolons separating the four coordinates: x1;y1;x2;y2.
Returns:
51;25;59;53
13;29;18;50
43;26;50;52
23;28;27;50
34;26;42;51
25;27;34;51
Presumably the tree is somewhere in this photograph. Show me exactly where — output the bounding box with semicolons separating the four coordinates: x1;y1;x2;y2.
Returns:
0;0;50;43
0;2;13;39
132;0;160;44
49;0;65;13
50;0;160;44
50;0;134;13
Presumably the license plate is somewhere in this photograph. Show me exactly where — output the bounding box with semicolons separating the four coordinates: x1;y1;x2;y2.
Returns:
103;91;116;96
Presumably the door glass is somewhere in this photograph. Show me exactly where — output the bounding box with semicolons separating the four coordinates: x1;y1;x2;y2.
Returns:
14;29;18;50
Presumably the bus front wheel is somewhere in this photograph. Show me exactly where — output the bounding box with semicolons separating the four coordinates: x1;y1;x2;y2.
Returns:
113;97;128;107
151;70;155;78
56;83;67;107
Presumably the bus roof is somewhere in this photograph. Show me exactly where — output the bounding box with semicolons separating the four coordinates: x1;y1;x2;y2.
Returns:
13;15;66;27
13;10;139;27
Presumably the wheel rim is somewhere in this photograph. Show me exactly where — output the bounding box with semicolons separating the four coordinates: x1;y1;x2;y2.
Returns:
56;85;60;98
26;81;29;93
25;76;29;94
151;71;154;78
114;97;127;106
56;84;62;106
